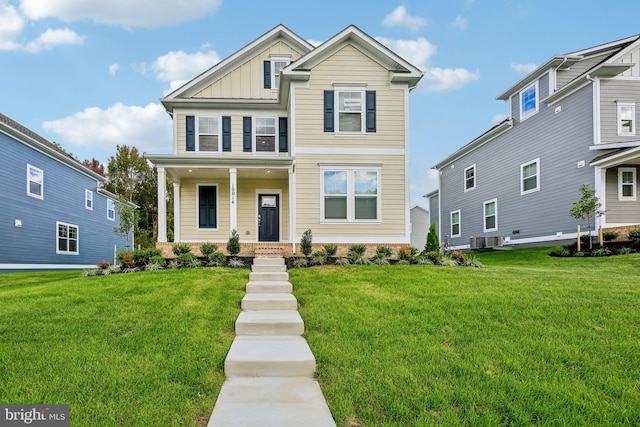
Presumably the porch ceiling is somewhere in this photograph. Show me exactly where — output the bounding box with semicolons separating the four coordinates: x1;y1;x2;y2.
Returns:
167;167;289;180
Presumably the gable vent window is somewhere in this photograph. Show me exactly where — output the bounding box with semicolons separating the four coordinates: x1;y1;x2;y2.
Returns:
264;56;290;90
520;81;539;121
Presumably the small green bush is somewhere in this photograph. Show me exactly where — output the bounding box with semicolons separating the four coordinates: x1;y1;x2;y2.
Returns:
398;247;418;262
149;255;166;267
348;244;367;256
376;246;393;259
178;252;199;267
440;258;458;266
334;257;350;266
168;260;179;269
227;258;244;268
200;243;218;256
371;256;390;265
424;251;442;264
301;229;313;257
208;251;226;267
617;247;633;255
226;230;241;256
118;250;135;268
464;255;485;268
145;262;164;271
172;243;192;256
628;229;640;245
311;250;328;266
549;246;571;257
292;257;308;268
602;231;620;242
580;234;592;244
450;251;468;265
324;244;338;257
424;222;440;253
573;251;586;258
591;247;611;257
133;247;162;265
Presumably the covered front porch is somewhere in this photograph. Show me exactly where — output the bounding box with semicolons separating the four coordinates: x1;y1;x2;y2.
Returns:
147;155;296;256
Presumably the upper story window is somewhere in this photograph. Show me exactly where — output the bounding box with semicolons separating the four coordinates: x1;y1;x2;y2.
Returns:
337;90;365;133
57;222;78;255
483;199;498;232
242;116;288;153
324;89;376;134
198;117;220;152
85;189;93;210
450;210;461;237
107;199;115;221
464;164;476;191
264;56;290;90
255;118;276;152
617;102;636;136
321;167;380;222
520;81;538;121
27;164;43;199
618;167;637;201
521;159;540;195
186;115;231;152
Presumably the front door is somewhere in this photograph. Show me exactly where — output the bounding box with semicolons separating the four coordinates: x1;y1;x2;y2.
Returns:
258;194;279;242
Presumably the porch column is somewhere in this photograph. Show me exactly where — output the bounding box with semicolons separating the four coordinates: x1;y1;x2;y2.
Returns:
230;168;237;233
173;181;181;242
289;166;296;253
594;166;607;228
157;167;167;242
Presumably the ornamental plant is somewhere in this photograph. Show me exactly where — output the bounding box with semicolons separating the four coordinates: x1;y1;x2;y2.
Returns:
227;229;241;256
569;184;604;250
300;229;313;257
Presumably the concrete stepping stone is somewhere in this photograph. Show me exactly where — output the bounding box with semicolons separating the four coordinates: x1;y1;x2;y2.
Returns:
251;263;287;273
246;280;292;294
225;336;316;378
249;271;289;282
241;293;298;311
236;310;304;336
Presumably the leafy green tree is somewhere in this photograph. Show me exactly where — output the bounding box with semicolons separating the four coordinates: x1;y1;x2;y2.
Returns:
424;222;440;253
227;229;241;257
113;199;137;249
569;184;605;249
300;229;313;257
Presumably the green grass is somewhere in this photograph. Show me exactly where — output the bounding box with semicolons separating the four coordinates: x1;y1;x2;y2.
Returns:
0;269;246;426
290;247;640;426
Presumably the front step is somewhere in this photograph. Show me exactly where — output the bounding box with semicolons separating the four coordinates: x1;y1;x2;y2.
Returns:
236;310;304;336
225;336;316;378
251;264;287;273
242;293;298;311
249;271;289;282
246;281;292;294
253;257;285;265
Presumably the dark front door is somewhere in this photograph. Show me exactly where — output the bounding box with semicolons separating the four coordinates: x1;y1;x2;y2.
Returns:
258;194;279;242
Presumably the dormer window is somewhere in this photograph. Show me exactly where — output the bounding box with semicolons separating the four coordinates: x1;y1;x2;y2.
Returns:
520;81;538;121
617;102;635;136
264;55;290;90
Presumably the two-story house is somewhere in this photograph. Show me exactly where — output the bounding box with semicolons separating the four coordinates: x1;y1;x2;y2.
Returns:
429;35;640;250
147;24;423;257
0;113;135;270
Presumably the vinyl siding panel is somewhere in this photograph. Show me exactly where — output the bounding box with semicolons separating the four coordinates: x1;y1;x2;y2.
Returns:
179;179;230;241
556;52;611;88
599;79;640;144
0;131;128;267
429;194;439;238
193;41;302;100
605;166;640;223
440;83;595;248
237;179;289;241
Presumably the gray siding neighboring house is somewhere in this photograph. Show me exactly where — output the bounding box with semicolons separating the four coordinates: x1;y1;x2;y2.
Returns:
409;205;429;250
0;113;135;270
429;35;640;250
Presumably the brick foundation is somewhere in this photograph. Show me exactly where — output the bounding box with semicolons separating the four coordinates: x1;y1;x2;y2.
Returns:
602;224;640;242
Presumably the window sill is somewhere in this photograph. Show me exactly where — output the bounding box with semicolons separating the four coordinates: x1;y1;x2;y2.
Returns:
27;193;43;200
618;197;637;201
333;132;366;138
521;188;540;196
320;220;382;224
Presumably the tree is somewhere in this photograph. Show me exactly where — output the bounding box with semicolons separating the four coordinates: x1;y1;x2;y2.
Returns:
81;158;105;177
300;229;313;257
424;222;440;253
569;184;605;249
227;229;241;256
113;199;137;249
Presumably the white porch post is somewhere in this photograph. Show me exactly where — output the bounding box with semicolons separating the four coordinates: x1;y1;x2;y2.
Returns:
173;181;181;242
594;166;607;228
289;166;296;253
230;168;237;233
157;167;167;242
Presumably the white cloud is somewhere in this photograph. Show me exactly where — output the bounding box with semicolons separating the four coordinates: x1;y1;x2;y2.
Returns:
491;113;508;124
411;168;440;198
24;28;84;52
376;36;436;70
109;63;120;77
0;1;25;50
382;5;427;33
42;103;172;154
20;0;222;29
449;15;469;30
148;49;220;94
307;39;323;47
511;62;537;74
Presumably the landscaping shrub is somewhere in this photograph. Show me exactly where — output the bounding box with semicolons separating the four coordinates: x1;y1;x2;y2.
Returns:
424;251;442;264
208;251;226;267
617;247;633;255
149;255;166;267
602;231;620;242
580;234;593;245
450;251;468;265
549;246;571;257
134;247;163;265
97;260;111;270
178;252;199;267
591;247;611;257
301;229;313;257
347;244;368;264
292;257;308;268
311;250;328;266
227;258;244;268
226;230;241;256
145;262;164;271
376;246;393;259
172;243;192;256
628;229;640;245
573;251;586;257
398;247;418;262
424;222;440;253
323;244;338;257
440;257;458;266
118;250;135;268
200;243;218;256
464;255;485;268
334;257;350;266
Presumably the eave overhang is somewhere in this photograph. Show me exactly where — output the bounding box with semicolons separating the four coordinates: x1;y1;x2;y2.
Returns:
589;146;640;168
146;154;295;169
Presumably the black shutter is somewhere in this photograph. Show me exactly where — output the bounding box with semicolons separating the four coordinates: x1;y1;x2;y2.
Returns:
264;60;271;89
222;116;231;152
198;186;217;228
324;90;334;132
243;116;252;152
186;115;195;151
278;117;288;152
366;90;376;133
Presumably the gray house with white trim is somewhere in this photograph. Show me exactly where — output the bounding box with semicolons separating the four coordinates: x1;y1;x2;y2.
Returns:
429;35;640;250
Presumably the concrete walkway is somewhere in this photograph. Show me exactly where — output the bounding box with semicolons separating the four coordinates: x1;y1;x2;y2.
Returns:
207;257;336;427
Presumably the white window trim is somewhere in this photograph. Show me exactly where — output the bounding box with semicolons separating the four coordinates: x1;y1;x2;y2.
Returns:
617;102;636;136
450;209;461;238
196;115;222;153
253;116;278;153
320;166;382;223
464;164;476;192
270;55;290;91
85;189;93;211
196;183;219;231
483;199;498;233
521;158;540;195
334;87;366;135
618;167;637;201
26;164;43;199
520;81;539;121
56;221;79;255
107;199;115;222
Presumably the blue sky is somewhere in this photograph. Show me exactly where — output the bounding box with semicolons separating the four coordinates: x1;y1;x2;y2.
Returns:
2;0;640;208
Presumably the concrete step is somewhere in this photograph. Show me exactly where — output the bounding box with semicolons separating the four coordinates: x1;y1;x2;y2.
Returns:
207;377;336;427
242;293;298;311
249;271;289;282
246;281;292;294
236;310;304;336
251;264;287;273
225;336;316;378
253;257;285;266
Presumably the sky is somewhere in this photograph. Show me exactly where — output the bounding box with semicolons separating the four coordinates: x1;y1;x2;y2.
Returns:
2;0;640;209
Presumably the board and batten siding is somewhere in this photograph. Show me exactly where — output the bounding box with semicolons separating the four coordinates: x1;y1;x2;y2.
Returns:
599;79;640;144
605;166;640;224
615;45;640;78
192;41;302;100
294;154;406;239
0;131;128;267
440;83;596;248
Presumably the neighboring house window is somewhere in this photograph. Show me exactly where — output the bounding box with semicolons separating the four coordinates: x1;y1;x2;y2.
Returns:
464;165;476;191
321;168;380;222
255;118;276;152
57;222;78;255
107;199;115;221
520;81;538;121
521;159;540;195
618;167;637;200
617;103;635;136
198;185;218;229
85;189;93;210
198;116;220;152
484;199;497;232
27;164;43;199
450;210;461;237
